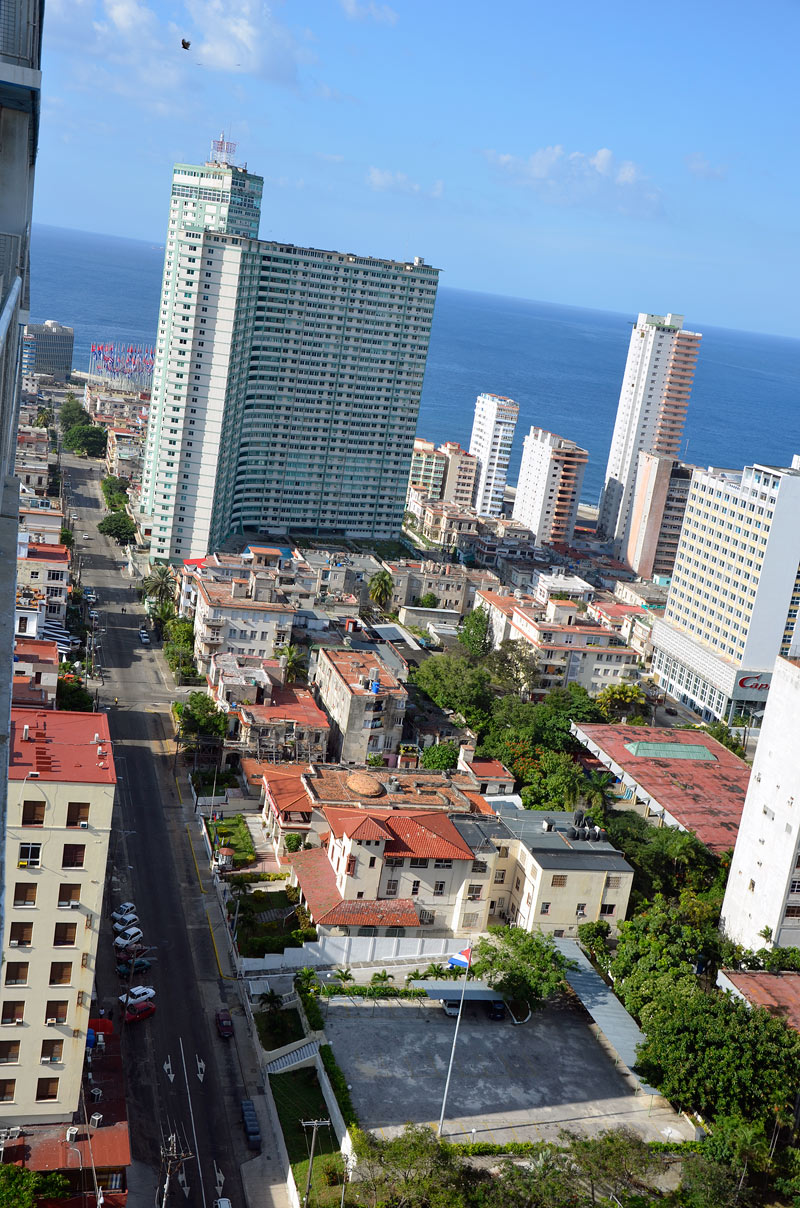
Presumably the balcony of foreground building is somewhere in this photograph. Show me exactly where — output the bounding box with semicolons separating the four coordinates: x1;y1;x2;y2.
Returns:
0;1027;130;1206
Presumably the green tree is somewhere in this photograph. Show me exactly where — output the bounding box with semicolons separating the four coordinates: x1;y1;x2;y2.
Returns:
59;398;90;431
336;967;355;987
259;988;283;1014
164;617;194;648
564;1127;662;1204
353;1122;468;1208
596;682;647;720
151;601;176;636
417;591;439;608
180;691;226;737
678;1152;741;1208
577;919;611;966
368;569;394;610
97;511;136;544
610;894;710;1017
142;563;177;606
581;769;615;816
420;741;460;770
64;423;107;457
284;832;302;853
412;654;492;723
701;720;747;760
370;969;394;985
0;1166;68;1207
366;753;385;767
471;926;570;1011
59;526;74;548
484;638;540;695
34;405;54;428
520;749;585;810
275;643;307;683
458;606;491;658
294;966;320;995
56;676;94;711
423;963;447;980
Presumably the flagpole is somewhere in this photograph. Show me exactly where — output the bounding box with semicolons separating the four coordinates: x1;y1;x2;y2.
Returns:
437;941;472;1138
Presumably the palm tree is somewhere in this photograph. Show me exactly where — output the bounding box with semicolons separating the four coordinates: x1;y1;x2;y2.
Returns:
582;770;615;815
368;570;394;611
295;966;320;996
405;968;424;985
142;563;177;607
151;601;176;638
275;643;307;683
259;988;283;1015
34;406;54;428
335;967;355;988
370;969;394;986
423;963;446;980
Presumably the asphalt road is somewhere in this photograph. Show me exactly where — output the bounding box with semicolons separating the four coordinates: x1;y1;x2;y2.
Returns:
62;455;250;1208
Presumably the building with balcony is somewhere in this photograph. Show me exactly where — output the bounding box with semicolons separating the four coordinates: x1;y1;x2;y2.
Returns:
625;452;694;579
469;393;519;517
1;710;116;1123
17;535;70;624
12;636;58;709
406;438;447;504
191;568;296;674
18;501;64;545
313;649;407;765
513;427;588;545
440;441;479;509
383;559;500;616
510;599;640;696
599;313;701;553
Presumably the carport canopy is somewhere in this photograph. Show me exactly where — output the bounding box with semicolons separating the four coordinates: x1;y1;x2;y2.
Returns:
410;979;500;1000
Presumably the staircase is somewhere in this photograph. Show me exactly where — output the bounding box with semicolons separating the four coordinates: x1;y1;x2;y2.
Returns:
265;1040;320;1074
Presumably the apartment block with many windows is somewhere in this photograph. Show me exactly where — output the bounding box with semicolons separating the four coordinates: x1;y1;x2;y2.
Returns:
469;393;519;517
512;427;588;545
1;711;116;1123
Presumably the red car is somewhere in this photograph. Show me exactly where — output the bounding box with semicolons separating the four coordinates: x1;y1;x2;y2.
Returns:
125;1001;156;1024
215;1008;233;1038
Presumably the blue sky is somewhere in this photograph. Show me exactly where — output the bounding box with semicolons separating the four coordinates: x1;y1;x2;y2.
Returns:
36;0;799;336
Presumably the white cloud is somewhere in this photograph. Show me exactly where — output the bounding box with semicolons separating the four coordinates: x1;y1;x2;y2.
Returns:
685;152;727;181
484;143;661;215
366;167;443;200
340;0;397;25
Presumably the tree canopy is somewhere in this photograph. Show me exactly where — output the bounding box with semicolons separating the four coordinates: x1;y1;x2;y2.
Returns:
519;748;585;810
458;606;492;658
0;1166;68;1208
64;423;106;457
368;570;394;610
59;398;90;431
97;511;136;544
177;691;226;737
596;681;647;720
471;926;570;1011
142;563;176;605
411;655;492;725
483;638;539;695
420;741;460;770
57;676;94;712
417;591;439;608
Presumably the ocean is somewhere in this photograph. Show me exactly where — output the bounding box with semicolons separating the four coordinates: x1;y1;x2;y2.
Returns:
29;223;800;505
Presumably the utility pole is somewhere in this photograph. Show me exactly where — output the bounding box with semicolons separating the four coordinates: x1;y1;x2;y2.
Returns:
301;1118;330;1206
158;1130;192;1208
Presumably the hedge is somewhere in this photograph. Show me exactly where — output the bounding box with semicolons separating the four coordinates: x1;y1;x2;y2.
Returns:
320;984;426;1000
299;988;324;1031
320;1043;359;1128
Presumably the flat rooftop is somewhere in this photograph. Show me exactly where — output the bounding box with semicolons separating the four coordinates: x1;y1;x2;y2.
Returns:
573;723;750;853
9;709;116;785
719;971;800;1032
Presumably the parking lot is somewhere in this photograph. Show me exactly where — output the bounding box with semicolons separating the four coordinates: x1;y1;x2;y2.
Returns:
324;995;693;1145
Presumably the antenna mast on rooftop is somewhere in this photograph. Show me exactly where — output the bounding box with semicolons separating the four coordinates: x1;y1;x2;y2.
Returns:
210;131;238;167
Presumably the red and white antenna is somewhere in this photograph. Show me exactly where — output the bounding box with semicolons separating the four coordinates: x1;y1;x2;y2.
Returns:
210;132;237;166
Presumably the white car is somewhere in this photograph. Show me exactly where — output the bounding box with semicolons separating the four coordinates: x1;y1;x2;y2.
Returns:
113;927;143;950
112;915;139;933
88;609;99;620
81;533;90;540
138;630;150;645
118;986;155;1006
113;902;136;917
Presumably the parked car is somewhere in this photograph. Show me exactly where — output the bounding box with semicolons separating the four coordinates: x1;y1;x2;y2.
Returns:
138;630;150;644
112;915;139;933
118;986;155;1006
88;609;99;621
440;1000;460;1017
81;533;90;540
215;1008;233;1038
114;902;136;916
125;1001;156;1024
665;706;678;716
85;591;97;603
113;927;143;950
116;958;151;977
484;999;506;1021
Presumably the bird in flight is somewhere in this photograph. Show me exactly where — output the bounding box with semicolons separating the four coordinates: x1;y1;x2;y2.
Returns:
181;38;191;50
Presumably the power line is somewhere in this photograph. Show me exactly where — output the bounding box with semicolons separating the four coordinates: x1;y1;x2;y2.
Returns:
300;1118;330;1207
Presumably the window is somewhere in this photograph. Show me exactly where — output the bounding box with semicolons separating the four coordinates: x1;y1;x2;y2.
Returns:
599;903;616;917
62;845;85;869
49;963;72;986
58;885;80;909
0;1042;19;1064
434;859;452;869
411;880;420;897
36;1078;59;1102
494;870;506;884
409;858;429;869
4;964;28;987
66;803;90;828
385;879;398;896
346;855;356;876
45;1001;67;1025
18;843;41;868
576;902;587;917
13;883;36;908
419;909;435;925
514;877;521;891
21;801;45;826
790;880;800;895
9;922;32;945
462;911;479;928
41;1040;63;1063
385;857;403;868
368;856;376;868
53;923;77;947
1;1003;24;1025
785;905;800;918
356;891;364;900
551;875;567;888
0;1080;15;1102
471;860;487;874
467;884;482;901
540;902;551;915
433;881;445;897
606;876;621;889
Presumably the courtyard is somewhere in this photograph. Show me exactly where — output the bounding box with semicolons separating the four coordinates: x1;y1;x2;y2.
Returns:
323;994;693;1146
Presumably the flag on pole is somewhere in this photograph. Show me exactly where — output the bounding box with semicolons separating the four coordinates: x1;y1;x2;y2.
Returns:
448;947;472;969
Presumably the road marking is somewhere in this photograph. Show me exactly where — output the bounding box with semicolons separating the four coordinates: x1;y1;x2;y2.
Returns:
179;1036;207;1208
176;1168;190;1199
163;1056;175;1083
214;1161;225;1194
196;1055;206;1083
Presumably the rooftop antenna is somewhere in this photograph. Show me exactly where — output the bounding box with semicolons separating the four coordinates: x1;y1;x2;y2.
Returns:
210;131;237;167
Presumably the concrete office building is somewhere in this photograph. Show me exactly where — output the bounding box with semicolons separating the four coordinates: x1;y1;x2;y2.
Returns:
599;313;701;552
469;393;519;517
720;656;800;950
140;143;439;562
512;426;588;544
2;711;116;1122
625;452;693;579
651;459;800;721
440;442;478;508
21;320;73;380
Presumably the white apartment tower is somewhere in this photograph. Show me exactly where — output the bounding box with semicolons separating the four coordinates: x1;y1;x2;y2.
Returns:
2;711;116;1122
651;459;800;722
512;426;588;545
140;144;439;561
469;393;519;516
599;313;701;552
720;655;800;950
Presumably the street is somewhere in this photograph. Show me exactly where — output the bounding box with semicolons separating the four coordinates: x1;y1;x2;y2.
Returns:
62;455;251;1208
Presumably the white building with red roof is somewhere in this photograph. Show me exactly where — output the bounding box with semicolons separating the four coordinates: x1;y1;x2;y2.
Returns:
12;637;59;709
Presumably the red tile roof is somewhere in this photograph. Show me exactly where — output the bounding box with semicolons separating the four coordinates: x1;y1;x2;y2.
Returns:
9;709;116;784
573;723;750;853
324;806;474;860
291;846;342;919
261;763;312;817
242;687;329;731
14;636;59;664
721;971;800;1032
468;758;514;781
320;899;419;927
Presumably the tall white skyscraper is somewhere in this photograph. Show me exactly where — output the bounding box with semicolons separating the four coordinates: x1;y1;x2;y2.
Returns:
512;427;588;545
139;145;439;561
468;393;519;516
598;313;701;552
651;458;800;722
